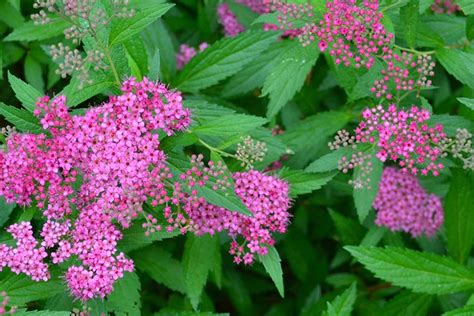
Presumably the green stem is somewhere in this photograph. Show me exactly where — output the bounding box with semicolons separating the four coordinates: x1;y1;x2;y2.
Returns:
198;139;234;158
393;44;435;55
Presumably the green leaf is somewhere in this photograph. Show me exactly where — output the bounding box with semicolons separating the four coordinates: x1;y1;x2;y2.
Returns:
458;97;474;110
259;246;284;298
227;1;259;28
279;169;337;198
0;197;15;228
305;147;353;173
430;114;474;135
322;283;357;316
222;41;290;98
61;74;114;108
329;210;365;246
0;1;24;28
109;3;174;46
262;41;319;118
106;272;141;315
383;291;433;316
123;36;148;77
279;111;351;154
195;184;252;216
0;102;42;133
132;245;186;293
117;222;180;253
458;0;474;14
183;235;217;310
467;15;474;41
4;19;69;42
443;305;474;316
437;49;474;90
192;114;267;137
345;246;474;295
445;169;474;263
0;272;64;306
353;157;383;223
400;0;419;48
24;54;45;93
175;31;278;92
8;72;42;112
14;311;70;316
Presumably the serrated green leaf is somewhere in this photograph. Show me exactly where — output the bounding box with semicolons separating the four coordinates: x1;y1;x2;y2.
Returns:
0;1;24;28
445;169;474;263
4;18;69;42
458;0;474;14
279;169;336;198
109;3;174;46
458;97;474;110
259;246;284;298
384;291;433;316
0;102;42;133
467;16;474;41
117;222;180;253
124;37;148;78
346;246;474;295
443;305;474;316
132;245;186;293
175;31;278;92
61;74;114;108
8;72;42;112
14;311;70;316
305;147;353;173
24;54;44;93
400;0;419;48
0;197;15;228
279;111;351;154
222;41;290;98
192;114;267;136
353;157;383;223
322;283;357;316
430;114;474;135
0;272;64;306
329;210;365;246
106;272;141;315
183;234;217;310
195;185;252;216
262;41;319;118
227;1;259;28
437;49;474;90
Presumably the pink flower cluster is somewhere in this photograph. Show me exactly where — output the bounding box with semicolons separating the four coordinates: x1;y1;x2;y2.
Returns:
432;0;460;14
217;3;245;37
0;291;16;315
374;167;443;237
176;43;209;70
372;53;435;100
0;222;49;281
355;105;446;176
183;170;291;265
270;0;435;101
0;77;190;301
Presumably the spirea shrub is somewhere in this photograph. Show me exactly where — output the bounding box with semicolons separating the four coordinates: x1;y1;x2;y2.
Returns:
0;0;473;315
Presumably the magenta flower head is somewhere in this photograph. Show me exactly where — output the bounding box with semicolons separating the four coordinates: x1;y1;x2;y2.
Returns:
0;77;191;301
217;3;245;37
176;43;208;70
355;105;447;176
374;167;443;237
184;170;291;265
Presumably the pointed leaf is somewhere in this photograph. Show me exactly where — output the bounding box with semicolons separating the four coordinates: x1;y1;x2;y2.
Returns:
259;246;284;297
